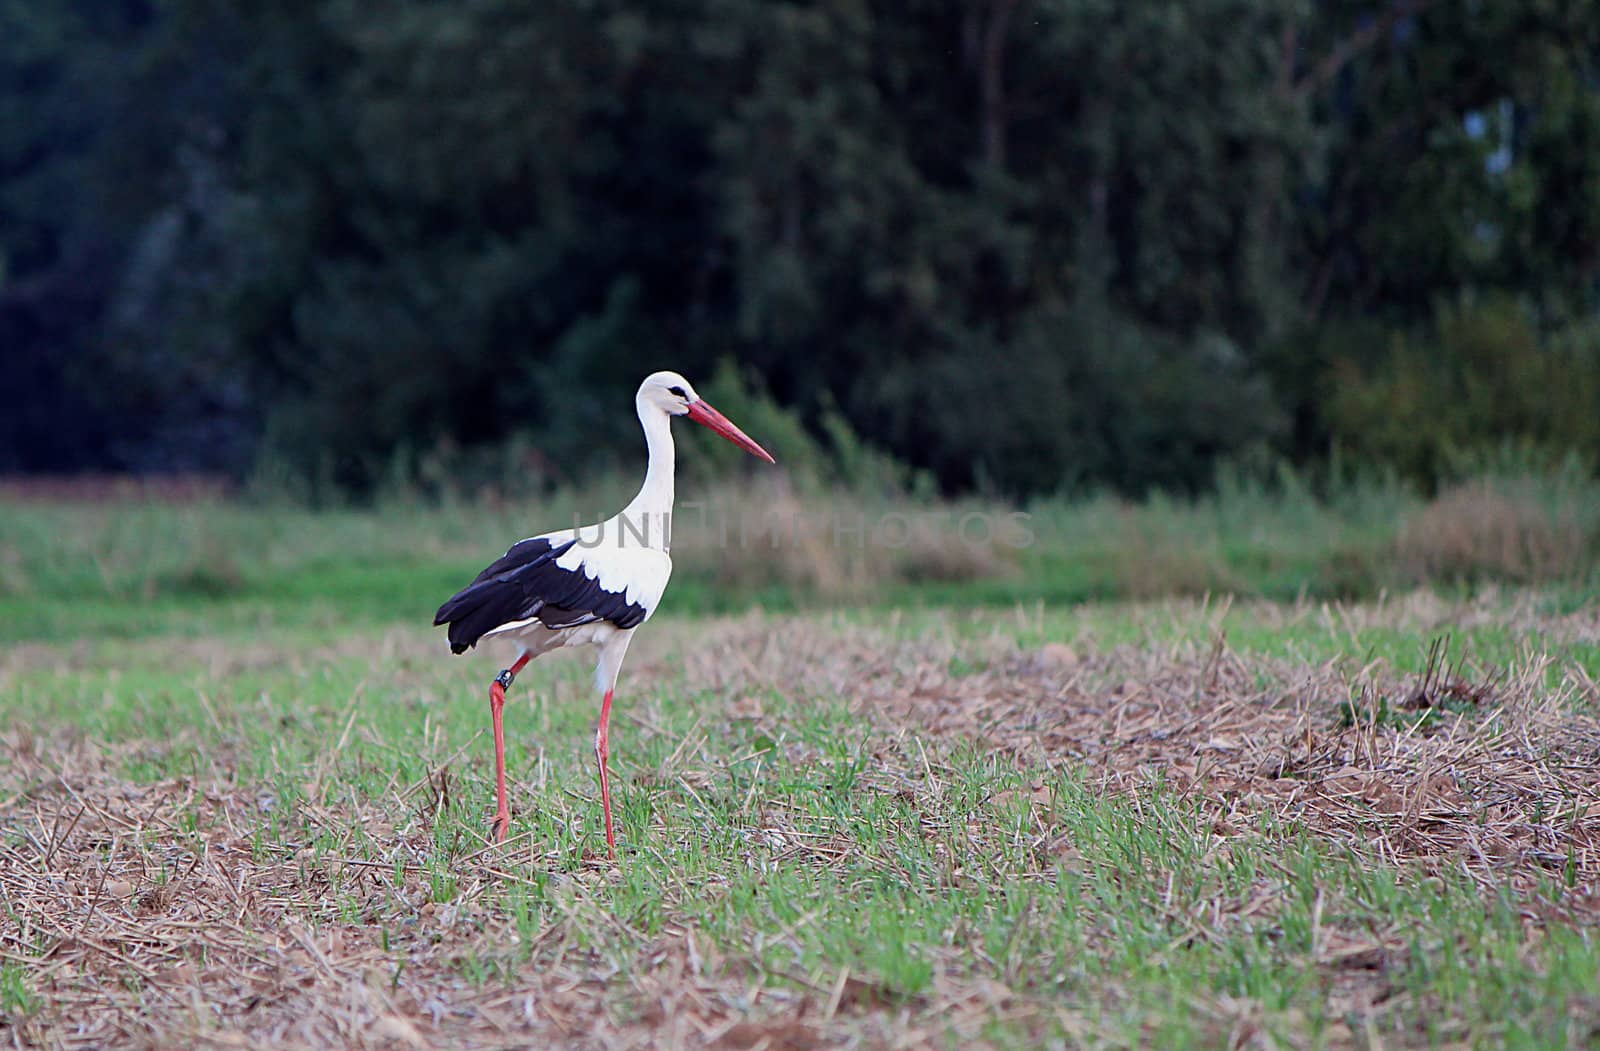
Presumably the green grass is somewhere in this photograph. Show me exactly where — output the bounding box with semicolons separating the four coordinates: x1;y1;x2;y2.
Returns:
5;590;1600;1045
0;961;38;1021
4;461;1600;644
3;494;1600;1045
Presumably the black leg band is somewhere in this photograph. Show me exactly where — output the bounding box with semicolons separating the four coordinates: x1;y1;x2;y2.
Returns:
495;668;516;689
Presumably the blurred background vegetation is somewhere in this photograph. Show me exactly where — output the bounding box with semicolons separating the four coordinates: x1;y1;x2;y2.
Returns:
6;0;1600;501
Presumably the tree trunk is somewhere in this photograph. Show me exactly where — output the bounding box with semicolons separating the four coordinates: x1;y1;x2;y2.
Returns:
979;0;1018;170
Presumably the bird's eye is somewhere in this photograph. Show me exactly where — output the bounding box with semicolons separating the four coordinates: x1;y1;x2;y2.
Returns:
667;385;687;399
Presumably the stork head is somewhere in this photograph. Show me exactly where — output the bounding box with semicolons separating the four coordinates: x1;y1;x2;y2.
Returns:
638;371;776;464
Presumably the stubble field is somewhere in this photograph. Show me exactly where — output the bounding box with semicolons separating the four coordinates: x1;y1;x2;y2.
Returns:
3;497;1600;1048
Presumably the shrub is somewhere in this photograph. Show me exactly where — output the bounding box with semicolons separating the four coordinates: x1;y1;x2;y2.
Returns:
1393;470;1598;584
1319;299;1600;486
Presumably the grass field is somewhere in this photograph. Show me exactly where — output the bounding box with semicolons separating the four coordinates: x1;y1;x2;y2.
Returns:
3;492;1600;1048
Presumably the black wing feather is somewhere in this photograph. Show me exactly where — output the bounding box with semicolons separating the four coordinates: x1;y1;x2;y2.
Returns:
433;537;647;653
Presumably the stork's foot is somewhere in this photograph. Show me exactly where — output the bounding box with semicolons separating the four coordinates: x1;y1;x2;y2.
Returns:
490;810;510;843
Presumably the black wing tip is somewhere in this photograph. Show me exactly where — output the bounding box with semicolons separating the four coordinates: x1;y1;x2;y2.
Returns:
433;592;459;626
435;594;476;650
443;616;482;653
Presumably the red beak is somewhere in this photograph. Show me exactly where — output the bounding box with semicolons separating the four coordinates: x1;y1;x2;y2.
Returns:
685;399;776;464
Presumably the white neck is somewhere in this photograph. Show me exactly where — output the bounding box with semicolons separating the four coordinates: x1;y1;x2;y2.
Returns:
622;396;676;519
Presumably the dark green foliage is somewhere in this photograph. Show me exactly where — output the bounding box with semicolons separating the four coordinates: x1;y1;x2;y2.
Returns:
1316;299;1600;483
5;0;1600;494
0;4;152;470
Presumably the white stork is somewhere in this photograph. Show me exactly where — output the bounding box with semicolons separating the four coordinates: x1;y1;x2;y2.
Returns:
433;371;775;855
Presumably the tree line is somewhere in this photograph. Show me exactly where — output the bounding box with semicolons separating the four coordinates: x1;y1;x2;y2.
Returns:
4;1;1599;496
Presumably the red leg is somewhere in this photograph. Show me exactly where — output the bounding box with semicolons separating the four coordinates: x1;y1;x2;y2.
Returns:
487;653;531;842
594;689;616;859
